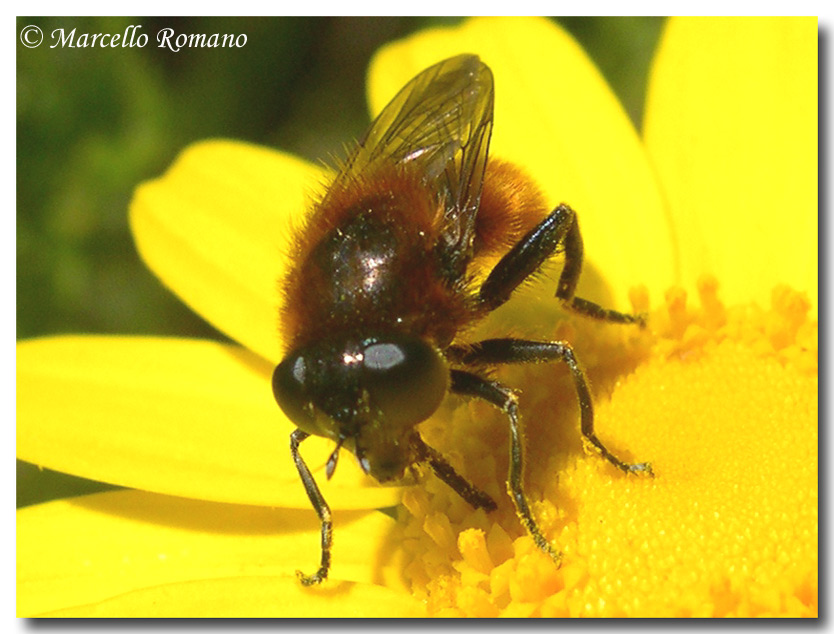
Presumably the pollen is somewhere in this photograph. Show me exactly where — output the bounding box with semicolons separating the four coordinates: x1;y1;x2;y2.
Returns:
398;277;818;616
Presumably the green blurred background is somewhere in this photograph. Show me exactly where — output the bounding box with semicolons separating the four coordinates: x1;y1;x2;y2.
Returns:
16;16;665;507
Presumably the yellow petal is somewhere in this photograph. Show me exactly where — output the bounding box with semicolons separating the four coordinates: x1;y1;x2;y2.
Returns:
17;336;402;509
130;139;323;363
18;490;418;617
38;577;425;618
370;16;672;310
644;17;817;310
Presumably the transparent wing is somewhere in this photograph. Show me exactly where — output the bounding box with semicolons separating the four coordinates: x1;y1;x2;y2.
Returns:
337;54;494;274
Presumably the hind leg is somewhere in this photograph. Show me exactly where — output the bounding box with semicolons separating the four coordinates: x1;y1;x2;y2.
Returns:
479;203;645;326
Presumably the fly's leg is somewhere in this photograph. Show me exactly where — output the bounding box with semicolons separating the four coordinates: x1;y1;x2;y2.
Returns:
412;434;497;512
290;429;332;586
479;203;646;325
449;369;561;566
450;339;652;475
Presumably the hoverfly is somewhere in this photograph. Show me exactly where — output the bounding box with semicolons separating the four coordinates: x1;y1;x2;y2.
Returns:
272;54;650;585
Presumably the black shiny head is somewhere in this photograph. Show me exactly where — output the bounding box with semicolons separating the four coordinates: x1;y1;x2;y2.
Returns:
272;334;448;481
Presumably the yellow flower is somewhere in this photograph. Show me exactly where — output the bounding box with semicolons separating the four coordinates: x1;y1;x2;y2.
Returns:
17;17;816;617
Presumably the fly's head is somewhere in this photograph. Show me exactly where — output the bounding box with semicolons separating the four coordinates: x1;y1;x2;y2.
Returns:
272;334;449;481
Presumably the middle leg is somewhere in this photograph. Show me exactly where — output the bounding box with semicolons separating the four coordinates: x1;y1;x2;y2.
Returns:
449;338;652;475
449;368;561;565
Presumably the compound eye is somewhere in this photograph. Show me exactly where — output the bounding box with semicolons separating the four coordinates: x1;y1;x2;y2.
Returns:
362;337;448;428
272;354;317;434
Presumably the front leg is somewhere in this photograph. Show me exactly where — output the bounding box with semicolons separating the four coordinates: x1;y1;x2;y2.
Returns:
479;203;645;325
290;429;332;586
411;434;497;512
